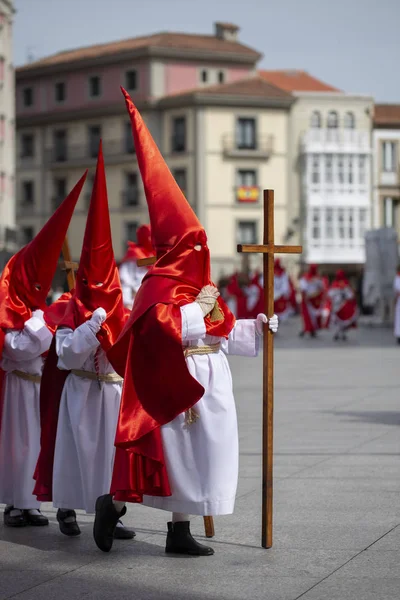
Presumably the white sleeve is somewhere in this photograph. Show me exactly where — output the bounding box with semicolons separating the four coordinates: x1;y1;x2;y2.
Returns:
299;278;308;292
221;320;260;357
3;317;53;361
180;302;206;342
56;323;100;371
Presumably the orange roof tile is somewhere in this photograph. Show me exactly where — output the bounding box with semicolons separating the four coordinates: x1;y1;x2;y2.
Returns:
17;31;261;72
374;104;400;127
259;70;340;93
163;75;293;100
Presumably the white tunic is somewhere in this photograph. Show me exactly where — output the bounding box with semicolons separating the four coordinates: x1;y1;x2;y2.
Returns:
119;262;148;309
0;317;52;509
52;323;122;513
394;275;400;338
143;302;260;516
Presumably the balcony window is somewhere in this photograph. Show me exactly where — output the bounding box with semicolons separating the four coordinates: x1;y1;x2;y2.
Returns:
123;172;139;206
124;121;135;154
20;133;34;158
22;180;35;206
359;155;366;184
310;111;321;128
325;208;334;240
311;208;321;240
359;208;368;238
338;156;344;184
236;118;256;150
325;154;333;184
53;129;67;162
382;141;396;173
348;208;354;240
171;117;186;153
338;208;345;239
125;221;139;244
327;111;339;129
89;75;101;98
125;70;137;91
237;221;257;245
22;87;34;107
88;125;101;158
21;226;34;245
55;81;66;103
236;169;258;202
348;156;354;184
384;197;397;227
344;112;355;129
173;168;187;197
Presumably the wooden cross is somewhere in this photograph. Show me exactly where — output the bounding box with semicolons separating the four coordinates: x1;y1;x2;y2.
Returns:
238;189;302;549
137;253;215;539
60;236;79;291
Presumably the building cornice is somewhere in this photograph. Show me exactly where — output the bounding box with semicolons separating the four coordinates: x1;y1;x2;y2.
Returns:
16;47;259;80
157;93;294;110
294;91;374;102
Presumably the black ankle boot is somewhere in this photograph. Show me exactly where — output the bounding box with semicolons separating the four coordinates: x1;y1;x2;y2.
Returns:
165;521;214;556
93;494;126;552
57;509;81;537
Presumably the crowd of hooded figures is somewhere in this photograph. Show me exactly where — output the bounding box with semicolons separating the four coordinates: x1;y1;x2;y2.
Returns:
0;89;398;558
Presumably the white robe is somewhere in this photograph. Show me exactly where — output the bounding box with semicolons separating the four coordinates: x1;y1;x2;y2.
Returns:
143;302;260;516
119;262;148;309
394;275;400;338
0;317;52;509
52;323;122;513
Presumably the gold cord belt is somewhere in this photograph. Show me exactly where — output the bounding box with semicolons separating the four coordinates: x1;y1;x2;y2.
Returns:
183;342;221;358
70;370;123;383
182;343;221;426
11;370;42;383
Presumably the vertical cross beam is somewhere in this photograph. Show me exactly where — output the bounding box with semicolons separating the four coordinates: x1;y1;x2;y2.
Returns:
238;189;302;548
60;237;79;291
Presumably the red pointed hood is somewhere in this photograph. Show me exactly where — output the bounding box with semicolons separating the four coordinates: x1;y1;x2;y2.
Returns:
0;172;87;333
60;143;127;350
120;224;154;263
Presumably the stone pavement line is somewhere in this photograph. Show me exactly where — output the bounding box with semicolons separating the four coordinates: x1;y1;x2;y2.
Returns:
293;523;400;600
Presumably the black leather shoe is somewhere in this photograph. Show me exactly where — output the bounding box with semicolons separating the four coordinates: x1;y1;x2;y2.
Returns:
4;506;27;527
165;521;214;556
57;509;81;536
23;510;49;526
113;520;136;540
93;494;126;552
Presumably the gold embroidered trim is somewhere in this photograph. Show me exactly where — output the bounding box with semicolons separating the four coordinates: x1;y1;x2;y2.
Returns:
71;369;123;383
209;302;224;322
183;342;221;358
185;407;200;426
11;370;41;383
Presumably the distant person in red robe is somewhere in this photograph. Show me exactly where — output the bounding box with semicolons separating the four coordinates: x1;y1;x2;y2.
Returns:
327;270;359;341
299;264;326;337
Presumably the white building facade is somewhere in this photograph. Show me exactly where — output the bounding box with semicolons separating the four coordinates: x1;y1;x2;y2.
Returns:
0;0;16;269
297;94;374;274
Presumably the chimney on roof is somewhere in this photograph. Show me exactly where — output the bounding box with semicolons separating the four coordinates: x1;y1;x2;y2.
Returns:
214;22;239;42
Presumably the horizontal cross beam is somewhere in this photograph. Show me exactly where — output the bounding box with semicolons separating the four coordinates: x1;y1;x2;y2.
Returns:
60;260;79;271
237;244;303;255
137;256;157;267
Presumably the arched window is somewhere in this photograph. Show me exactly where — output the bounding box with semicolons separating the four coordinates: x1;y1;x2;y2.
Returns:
310;111;322;128
327;111;339;128
344;112;355;129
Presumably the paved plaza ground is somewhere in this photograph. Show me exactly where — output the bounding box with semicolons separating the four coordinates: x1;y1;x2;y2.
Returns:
1;317;399;600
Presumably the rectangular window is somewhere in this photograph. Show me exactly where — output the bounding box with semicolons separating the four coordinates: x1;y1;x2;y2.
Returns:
125;221;139;243
125;70;137;91
22;87;34;107
348;208;354;240
237;221;257;244
171;117;186;153
325;154;333;184
89;75;101;98
55;81;66;103
173;168;187;197
311;208;320;240
236;169;257;186
200;69;208;83
218;70;225;84
359;208;368;239
123;172;139;206
338;156;344;184
326;207;334;239
382;141;396;172
359;155;366;185
124;121;135;154
53;129;67;162
348;156;354;184
236;118;256;150
384;197;394;227
311;154;320;184
338;208;345;239
53;177;67;208
236;169;259;202
21;226;34;244
21;133;34;158
22;180;35;205
88;125;101;158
